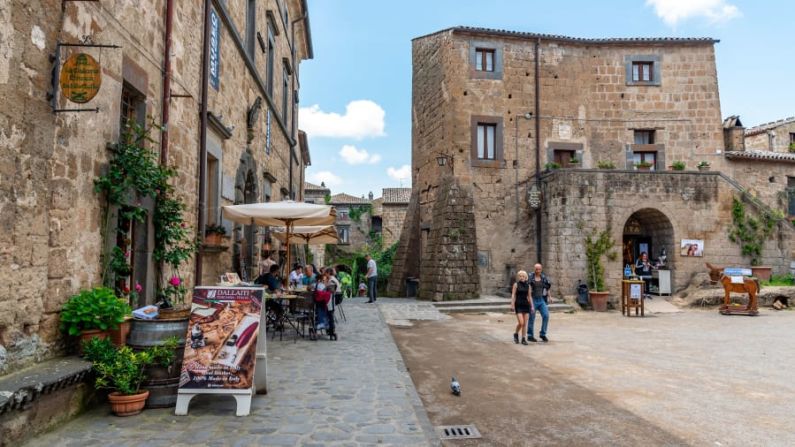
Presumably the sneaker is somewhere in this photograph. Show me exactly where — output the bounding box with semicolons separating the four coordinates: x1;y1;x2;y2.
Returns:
540;335;549;342
513;333;519;344
527;336;538;343
521;338;528;345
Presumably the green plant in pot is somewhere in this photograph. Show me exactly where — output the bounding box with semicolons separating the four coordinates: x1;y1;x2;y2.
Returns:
727;196;783;280
82;337;154;416
204;223;226;245
635;160;654;170
585;228;617;311
60;287;132;352
697;160;710;171
544;161;561;171
596;160;615;169
671;161;686;171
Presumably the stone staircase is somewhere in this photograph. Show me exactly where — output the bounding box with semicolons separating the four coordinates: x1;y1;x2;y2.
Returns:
433;295;575;314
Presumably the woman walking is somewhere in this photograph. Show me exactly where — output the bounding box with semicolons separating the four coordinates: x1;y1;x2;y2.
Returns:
511;270;532;345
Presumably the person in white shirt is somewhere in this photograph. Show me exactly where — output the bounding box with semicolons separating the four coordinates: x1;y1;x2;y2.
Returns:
365;254;378;303
288;264;304;287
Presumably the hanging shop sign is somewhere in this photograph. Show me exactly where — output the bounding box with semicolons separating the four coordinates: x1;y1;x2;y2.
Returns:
175;286;265;416
209;7;221;91
59;53;102;104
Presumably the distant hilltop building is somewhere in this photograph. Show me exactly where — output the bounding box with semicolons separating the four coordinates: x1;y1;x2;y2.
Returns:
390;26;795;301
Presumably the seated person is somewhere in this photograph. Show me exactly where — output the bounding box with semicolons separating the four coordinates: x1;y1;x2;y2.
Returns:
289;263;304;287
301;264;317;288
254;264;283;293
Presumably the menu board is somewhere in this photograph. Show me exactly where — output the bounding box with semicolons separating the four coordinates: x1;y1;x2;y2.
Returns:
178;287;263;391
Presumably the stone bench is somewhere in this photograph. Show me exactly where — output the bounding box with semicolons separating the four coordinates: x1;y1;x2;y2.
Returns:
0;357;92;444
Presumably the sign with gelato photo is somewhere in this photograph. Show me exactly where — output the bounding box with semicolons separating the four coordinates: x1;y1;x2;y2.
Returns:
178;286;263;391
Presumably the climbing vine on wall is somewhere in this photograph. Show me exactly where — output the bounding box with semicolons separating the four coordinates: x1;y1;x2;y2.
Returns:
727;196;783;266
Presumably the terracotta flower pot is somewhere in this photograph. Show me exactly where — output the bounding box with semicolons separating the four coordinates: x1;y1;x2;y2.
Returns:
636;165;652;171
589;291;610;312
78;329;109;355
204;233;222;245
109;319;131;348
108;390;149;416
751;266;772;281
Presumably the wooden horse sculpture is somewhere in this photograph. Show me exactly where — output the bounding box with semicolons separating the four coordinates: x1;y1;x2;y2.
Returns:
705;263;760;316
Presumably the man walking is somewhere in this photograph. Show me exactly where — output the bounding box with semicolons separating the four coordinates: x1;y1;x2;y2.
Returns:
527;263;551;342
365;254;378;303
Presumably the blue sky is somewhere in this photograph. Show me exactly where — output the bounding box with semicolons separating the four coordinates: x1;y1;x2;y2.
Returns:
299;0;795;198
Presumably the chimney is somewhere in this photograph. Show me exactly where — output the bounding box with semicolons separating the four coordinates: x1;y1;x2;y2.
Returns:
723;116;745;151
368;191;373;201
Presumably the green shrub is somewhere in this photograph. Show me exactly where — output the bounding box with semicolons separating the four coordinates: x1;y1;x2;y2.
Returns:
544;162;561;170
60;287;131;336
671;161;686;170
727;196;783;266
82;337;176;395
596;160;615;169
585;228;616;292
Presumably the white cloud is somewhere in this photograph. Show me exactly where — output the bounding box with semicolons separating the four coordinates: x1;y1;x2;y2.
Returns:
339;145;381;165
299;100;386;139
387;165;411;183
307;170;342;187
646;0;740;26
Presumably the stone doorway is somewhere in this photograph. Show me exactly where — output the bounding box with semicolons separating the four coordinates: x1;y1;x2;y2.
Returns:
622;208;674;271
232;150;259;281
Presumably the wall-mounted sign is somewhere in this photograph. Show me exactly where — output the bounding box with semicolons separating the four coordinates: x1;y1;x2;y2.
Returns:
265;109;271;155
209;8;221;91
59;53;101;104
680;239;704;257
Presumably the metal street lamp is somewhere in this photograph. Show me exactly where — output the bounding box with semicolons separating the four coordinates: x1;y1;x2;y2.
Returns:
436;155;447;166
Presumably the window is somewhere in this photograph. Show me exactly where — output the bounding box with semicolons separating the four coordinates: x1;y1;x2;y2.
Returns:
337;207;349;220
476;123;497;160
338;226;350;244
788;177;795;217
789;133;795;145
553;150;577;168
634;129;655;144
245;0;256;59
475;48;495;72
282;65;290;124
632;62;653;82
266;26;275;97
632;151;657;170
120;83;145;133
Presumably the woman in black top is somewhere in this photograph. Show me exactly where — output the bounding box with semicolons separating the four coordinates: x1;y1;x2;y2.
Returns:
511;270;533;345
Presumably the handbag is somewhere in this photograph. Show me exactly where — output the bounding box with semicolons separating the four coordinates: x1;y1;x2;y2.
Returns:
314;289;331;305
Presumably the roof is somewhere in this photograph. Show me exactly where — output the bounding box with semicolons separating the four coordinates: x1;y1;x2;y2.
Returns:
744;116;795;137
724;150;795;163
382;188;411;205
413;26;719;45
329;193;371;205
723;115;743;129
304;181;328;192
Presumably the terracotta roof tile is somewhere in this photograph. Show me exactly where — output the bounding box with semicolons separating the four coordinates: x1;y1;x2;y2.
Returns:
414;26;718;45
724;150;795;163
382;188;411;204
329;193;371;205
744;116;795;137
304;181;328;191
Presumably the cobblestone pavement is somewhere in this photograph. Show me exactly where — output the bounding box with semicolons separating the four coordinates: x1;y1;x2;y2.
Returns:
24;299;440;447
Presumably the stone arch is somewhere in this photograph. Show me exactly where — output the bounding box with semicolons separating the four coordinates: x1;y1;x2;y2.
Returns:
232;150;259;280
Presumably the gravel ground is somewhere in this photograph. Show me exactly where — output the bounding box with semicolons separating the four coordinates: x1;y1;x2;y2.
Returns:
391;308;795;447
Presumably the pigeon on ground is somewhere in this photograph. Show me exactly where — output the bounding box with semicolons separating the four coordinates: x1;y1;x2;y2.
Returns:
451;376;461;396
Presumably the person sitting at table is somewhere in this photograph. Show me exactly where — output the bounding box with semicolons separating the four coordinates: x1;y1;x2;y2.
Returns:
255;264;285;320
635;252;654;297
302;264;317;288
289;264;304;287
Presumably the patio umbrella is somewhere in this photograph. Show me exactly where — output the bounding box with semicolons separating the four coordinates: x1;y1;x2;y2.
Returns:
271;225;340;245
222;201;336;284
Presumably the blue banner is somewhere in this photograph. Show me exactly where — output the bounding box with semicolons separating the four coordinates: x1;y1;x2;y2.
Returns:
209;8;221;91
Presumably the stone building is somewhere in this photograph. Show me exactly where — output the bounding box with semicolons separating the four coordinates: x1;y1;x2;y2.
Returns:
304;180;331;204
0;0;313;382
390;26;795;301
329;192;374;252
380;188;411;247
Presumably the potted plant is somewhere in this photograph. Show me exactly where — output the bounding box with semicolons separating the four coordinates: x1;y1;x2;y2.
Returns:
789;142;795;153
727;196;782;281
60;287;132;353
204;223;226;245
82;337;154;416
596;160;615;169
585;228;616;312
635;160;654;171
568;157;580;167
544;162;561;171
670;161;686;171
697;161;711;171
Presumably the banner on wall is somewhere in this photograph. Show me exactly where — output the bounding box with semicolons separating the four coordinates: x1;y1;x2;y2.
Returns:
209;8;221;91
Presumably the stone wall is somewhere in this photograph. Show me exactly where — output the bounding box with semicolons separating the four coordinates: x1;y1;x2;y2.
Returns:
388;191;421;297
381;204;408;247
418;176;480;301
725;159;795;219
542;170;795;304
0;0;311;374
744;121;795;153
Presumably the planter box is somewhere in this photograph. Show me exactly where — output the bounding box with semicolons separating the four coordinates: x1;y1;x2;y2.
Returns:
751;266;772;281
204;233;223;245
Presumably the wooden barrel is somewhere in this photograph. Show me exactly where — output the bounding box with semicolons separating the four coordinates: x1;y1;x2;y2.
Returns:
129;317;188;408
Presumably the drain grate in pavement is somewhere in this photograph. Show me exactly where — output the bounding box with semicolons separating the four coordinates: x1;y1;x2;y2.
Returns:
436;424;481;440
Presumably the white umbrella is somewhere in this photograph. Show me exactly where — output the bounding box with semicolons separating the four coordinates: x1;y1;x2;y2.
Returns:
222;201;336;283
271;225;340;245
